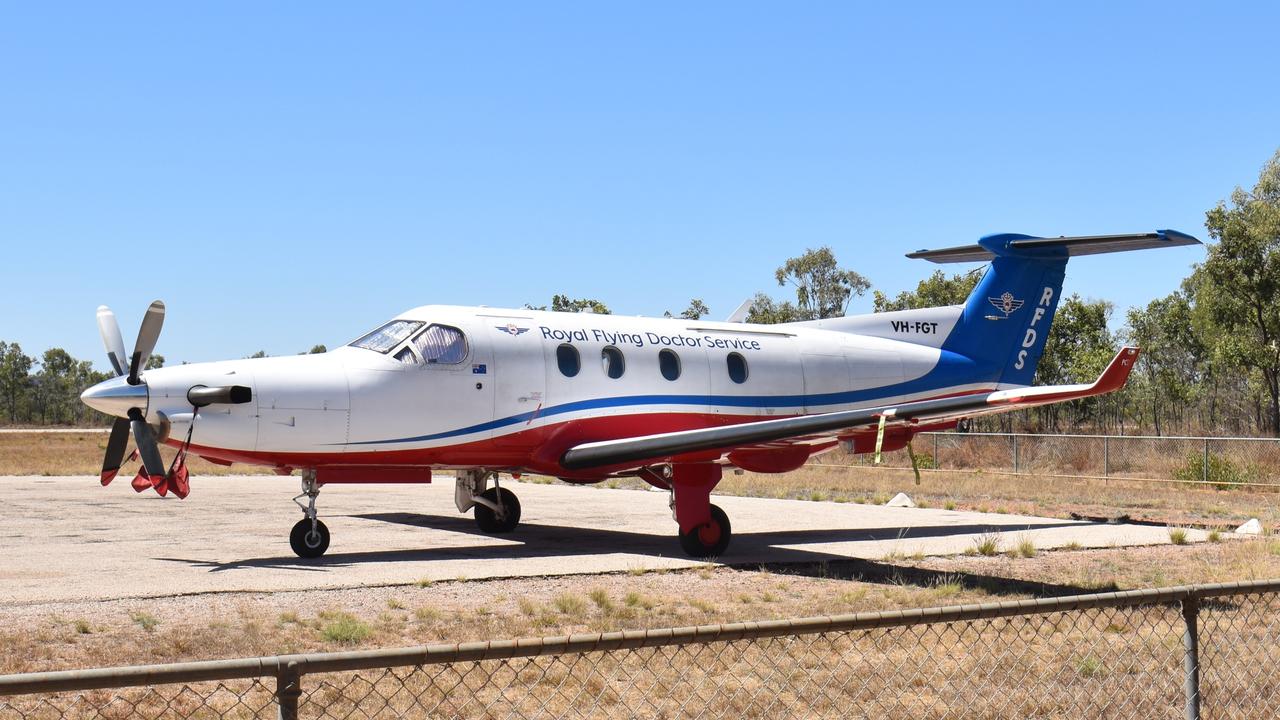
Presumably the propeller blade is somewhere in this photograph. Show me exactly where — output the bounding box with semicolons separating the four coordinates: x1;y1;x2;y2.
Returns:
129;409;167;478
101;417;131;485
128;300;165;384
96;306;129;377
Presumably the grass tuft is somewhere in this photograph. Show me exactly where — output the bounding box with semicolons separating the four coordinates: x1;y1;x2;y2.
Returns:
130;611;159;632
318;612;371;645
589;588;614;612
1016;536;1037;558
1169;527;1189;545
553;593;586;617
972;533;1001;557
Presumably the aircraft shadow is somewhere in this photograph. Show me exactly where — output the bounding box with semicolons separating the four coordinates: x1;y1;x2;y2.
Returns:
157;511;1088;578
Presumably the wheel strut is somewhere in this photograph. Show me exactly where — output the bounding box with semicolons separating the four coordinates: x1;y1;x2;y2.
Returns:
289;470;330;558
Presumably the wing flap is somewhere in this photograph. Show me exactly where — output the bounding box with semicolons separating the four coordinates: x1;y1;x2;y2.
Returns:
560;347;1139;471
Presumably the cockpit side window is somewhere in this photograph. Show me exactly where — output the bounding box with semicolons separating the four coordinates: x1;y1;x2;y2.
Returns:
412;324;468;364
352;320;425;353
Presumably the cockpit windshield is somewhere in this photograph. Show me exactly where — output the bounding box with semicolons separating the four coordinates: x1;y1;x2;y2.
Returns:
351;320;424;353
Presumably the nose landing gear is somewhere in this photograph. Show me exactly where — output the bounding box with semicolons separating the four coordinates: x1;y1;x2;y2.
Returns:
290;470;330;558
456;469;522;533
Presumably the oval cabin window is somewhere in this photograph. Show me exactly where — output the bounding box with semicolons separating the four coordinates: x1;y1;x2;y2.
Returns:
659;349;681;381
557;344;581;377
727;352;748;384
601;346;625;379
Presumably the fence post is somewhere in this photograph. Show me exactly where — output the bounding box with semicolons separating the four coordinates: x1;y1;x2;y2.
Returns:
1182;596;1201;720
1202;438;1210;485
1103;436;1109;478
1012;434;1019;474
277;660;301;720
933;432;939;469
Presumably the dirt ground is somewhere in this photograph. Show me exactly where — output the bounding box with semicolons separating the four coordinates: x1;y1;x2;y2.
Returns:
2;432;1278;678
3;534;1277;676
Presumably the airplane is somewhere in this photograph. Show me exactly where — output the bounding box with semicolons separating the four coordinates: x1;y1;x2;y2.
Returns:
79;230;1200;559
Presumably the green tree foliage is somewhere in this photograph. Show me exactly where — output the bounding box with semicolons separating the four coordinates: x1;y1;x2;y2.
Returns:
1125;291;1205;435
1188;149;1280;436
873;268;984;312
145;354;165;370
527;295;612;314
665;299;710;320
247;350;268;359
308;344;328;354
0;343;109;426
748;247;869;323
0;342;34;423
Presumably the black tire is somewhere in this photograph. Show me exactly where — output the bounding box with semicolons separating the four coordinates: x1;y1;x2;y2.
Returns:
290;518;330;558
474;487;521;533
679;504;732;558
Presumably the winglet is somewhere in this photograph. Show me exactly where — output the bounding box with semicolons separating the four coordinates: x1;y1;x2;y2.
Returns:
1093;346;1141;394
989;346;1139;405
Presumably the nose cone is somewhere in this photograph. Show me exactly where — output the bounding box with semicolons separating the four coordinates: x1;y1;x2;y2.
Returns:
81;376;148;418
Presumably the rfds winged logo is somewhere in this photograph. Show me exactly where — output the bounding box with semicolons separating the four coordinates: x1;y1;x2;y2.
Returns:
985;291;1025;320
497;323;530;336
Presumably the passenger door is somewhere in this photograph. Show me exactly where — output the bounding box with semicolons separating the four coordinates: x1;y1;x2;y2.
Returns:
484;316;546;448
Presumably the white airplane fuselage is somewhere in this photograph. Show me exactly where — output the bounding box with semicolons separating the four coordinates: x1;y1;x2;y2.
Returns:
131;303;975;478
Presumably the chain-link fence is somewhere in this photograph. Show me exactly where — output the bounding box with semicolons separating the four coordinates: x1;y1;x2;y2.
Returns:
3;580;1279;718
819;432;1280;490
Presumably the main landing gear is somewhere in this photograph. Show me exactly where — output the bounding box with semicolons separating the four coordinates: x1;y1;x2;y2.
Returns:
290;470;330;558
654;464;732;558
455;469;521;533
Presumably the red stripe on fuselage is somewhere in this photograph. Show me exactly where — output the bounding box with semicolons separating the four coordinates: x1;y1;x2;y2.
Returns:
174;386;995;476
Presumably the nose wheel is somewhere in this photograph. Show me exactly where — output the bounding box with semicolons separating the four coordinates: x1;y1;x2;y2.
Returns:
474;487;521;533
290;518;330;558
456;470;522;534
290;470;330;559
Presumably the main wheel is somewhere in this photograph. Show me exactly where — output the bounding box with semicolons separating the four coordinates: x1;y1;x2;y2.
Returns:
679;504;732;558
474;487;521;533
290;518;330;558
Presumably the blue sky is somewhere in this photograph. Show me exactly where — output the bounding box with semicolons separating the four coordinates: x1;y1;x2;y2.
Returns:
1;2;1276;368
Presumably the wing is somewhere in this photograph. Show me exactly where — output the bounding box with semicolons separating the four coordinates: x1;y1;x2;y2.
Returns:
560;347;1139;471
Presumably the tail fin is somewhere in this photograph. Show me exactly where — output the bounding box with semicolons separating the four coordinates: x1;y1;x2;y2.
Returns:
926;230;1199;387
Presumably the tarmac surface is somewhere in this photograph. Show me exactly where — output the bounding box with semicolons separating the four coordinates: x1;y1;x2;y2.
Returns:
1;475;1207;605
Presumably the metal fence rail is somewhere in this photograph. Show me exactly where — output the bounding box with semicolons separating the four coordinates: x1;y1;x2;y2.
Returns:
3;579;1280;718
816;431;1280;489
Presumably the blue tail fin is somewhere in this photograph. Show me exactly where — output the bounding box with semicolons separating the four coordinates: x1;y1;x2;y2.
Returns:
940;234;1067;387
905;229;1198;389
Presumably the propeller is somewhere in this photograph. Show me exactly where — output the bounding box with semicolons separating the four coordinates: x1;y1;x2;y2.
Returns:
88;300;247;499
93;301;165;486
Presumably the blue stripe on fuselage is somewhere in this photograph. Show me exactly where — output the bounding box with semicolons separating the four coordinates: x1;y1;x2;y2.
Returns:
345;348;988;445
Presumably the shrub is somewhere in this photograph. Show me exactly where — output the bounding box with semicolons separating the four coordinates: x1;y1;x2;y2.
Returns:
1172;452;1252;490
909;451;937;470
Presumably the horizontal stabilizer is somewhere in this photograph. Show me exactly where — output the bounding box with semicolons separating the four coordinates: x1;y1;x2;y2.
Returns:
907;230;1200;264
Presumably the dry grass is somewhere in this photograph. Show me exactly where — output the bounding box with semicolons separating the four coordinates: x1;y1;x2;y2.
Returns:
5;538;1280;678
711;460;1280;531
6;541;1280;718
0;432;244;477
